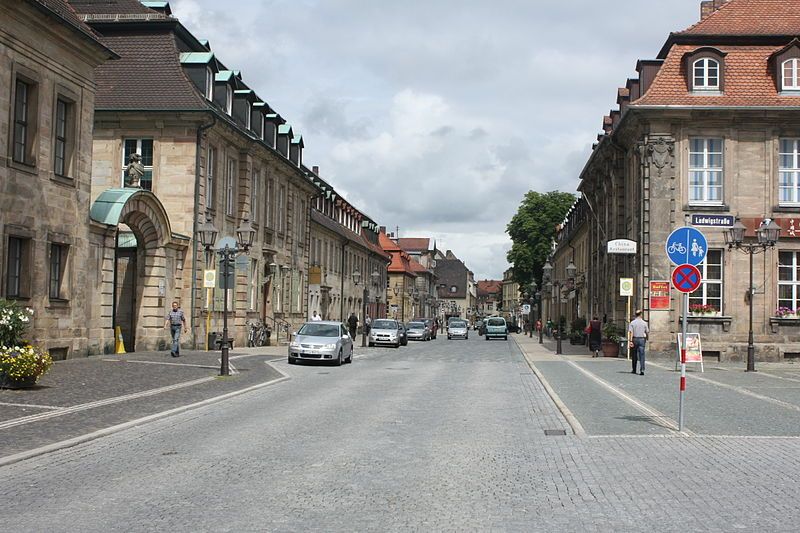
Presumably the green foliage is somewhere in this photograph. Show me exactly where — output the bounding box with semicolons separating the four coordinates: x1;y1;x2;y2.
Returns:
0;299;34;348
570;317;587;334
602;322;623;343
506;190;576;288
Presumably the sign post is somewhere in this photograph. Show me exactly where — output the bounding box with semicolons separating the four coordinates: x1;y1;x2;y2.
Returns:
620;278;634;359
668;225;707;433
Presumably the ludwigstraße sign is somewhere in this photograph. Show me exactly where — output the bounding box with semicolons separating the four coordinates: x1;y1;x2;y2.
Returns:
690;214;735;228
607;239;637;254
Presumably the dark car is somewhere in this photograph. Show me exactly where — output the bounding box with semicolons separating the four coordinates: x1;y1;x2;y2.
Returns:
417;318;437;339
398;323;408;346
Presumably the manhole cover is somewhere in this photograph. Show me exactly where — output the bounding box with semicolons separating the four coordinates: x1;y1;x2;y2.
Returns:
544;429;567;436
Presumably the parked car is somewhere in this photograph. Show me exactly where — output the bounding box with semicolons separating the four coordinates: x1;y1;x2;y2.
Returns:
406;321;431;341
485;316;508;340
478;318;488;336
417;318;437;339
448;319;469;340
288;321;353;365
398;323;408;346
369;319;403;348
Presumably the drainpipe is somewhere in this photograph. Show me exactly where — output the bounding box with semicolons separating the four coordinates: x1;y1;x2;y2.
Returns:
190;113;217;349
339;239;348;320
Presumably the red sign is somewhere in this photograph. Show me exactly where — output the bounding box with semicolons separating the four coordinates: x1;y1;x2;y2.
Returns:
672;264;702;293
741;217;800;238
649;280;670;310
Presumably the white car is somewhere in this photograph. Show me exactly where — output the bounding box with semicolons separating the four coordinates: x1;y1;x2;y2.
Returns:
288;321;353;365
448;320;469;340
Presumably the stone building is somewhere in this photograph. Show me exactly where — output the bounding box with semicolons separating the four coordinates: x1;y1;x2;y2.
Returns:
308;169;390;323
476;280;503;317
434;252;475;324
72;0;323;350
0;0;115;358
501;268;520;326
397;238;439;318
577;0;800;361
379;229;420;323
547;197;590;332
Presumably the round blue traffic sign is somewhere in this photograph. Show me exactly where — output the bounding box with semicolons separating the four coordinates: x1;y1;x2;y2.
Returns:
666;227;708;266
672;264;702;293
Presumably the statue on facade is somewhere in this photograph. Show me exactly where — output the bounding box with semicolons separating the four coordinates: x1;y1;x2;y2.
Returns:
125;153;144;188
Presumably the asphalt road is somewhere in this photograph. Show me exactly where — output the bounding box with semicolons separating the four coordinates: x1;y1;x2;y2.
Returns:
2;334;800;531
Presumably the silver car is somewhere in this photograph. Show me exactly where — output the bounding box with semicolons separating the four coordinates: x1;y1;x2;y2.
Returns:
288;321;353;365
448;320;469;340
405;321;430;341
369;319;402;348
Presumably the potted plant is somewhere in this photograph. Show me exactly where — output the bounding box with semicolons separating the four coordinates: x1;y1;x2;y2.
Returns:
0;299;52;389
570;317;587;345
689;303;718;316
775;307;798;319
601;322;622;357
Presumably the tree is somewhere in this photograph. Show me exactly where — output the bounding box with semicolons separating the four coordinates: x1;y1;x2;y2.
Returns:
506;190;576;290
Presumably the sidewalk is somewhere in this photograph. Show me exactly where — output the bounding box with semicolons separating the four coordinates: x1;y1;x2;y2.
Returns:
0;345;288;464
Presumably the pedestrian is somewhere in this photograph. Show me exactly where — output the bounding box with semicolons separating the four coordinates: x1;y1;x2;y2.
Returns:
365;315;372;334
347;312;358;339
628;309;650;375
164;301;186;357
311;310;322;321
588;316;602;357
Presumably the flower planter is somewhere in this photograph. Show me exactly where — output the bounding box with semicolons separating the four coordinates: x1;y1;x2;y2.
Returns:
0;373;37;389
601;340;619;357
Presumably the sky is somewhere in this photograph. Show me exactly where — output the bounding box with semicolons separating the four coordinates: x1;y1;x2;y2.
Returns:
171;0;703;280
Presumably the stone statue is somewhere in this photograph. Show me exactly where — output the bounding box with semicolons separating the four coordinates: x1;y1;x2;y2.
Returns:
125;153;144;188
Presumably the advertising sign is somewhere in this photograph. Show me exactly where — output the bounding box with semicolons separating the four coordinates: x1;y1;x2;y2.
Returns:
607;239;637;254
649;280;670;310
677;333;704;371
619;278;634;297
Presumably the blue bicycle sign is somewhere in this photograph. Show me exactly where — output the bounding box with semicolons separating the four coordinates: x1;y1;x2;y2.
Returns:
666;227;707;266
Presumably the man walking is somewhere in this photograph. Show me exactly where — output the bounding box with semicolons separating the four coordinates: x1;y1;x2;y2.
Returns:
165;301;187;357
347;312;358;339
628;310;649;375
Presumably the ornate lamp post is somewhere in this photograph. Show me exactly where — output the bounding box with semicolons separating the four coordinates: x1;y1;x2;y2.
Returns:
724;218;780;372
198;214;255;376
392;283;400;319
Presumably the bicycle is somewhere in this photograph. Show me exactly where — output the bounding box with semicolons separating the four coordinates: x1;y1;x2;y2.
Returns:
668;241;686;254
247;319;269;347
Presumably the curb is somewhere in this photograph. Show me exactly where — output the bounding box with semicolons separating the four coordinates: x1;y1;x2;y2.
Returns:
511;337;587;438
0;366;290;468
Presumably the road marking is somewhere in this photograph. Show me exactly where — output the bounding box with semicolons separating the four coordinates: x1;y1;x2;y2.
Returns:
0;377;215;430
0;402;64;410
566;360;695;435
650;361;800;413
0;369;291;467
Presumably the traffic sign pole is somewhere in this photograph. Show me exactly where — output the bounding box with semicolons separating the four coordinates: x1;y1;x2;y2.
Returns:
679;292;687;432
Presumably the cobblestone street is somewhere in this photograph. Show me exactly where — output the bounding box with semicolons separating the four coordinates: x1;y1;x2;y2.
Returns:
2;335;800;531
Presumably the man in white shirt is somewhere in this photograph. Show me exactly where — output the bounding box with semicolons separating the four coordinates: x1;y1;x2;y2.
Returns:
311;310;322;321
628;310;650;375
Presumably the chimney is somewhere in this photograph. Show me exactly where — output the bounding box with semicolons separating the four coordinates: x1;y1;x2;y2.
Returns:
701;0;729;20
379;226;386;234
312;165;319;175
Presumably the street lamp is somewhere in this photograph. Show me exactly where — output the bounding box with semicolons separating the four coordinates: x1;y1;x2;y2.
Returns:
198;214;255;376
354;269;380;347
392;283;400;319
725;218;780;372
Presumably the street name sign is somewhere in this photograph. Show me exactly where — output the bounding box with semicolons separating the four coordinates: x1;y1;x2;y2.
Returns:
690;214;735;228
666;226;708;266
672;264;702;293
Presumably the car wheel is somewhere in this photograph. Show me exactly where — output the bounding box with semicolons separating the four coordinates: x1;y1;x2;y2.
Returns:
504;336;508;340
485;336;490;340
287;357;295;364
346;348;353;364
336;350;343;366
368;341;374;347
394;342;400;348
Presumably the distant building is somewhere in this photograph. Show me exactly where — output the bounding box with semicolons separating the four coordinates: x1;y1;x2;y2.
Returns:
476;280;503;317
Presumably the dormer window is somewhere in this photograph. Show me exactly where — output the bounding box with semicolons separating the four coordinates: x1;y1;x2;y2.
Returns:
205;67;213;100
783;58;800;91
693;58;719;90
225;86;232;114
684;48;725;93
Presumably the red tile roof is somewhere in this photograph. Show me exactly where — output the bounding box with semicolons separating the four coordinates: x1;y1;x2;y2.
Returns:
634;44;800;107
380;231;417;275
477;280;502;296
679;0;800;36
397;238;430;252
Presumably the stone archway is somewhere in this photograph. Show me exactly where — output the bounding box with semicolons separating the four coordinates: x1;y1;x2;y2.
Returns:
90;188;186;352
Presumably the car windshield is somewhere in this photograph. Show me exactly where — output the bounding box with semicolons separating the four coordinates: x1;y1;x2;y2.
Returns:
297;323;339;337
487;318;505;326
408;322;424;329
451;321;467;328
372;320;397;329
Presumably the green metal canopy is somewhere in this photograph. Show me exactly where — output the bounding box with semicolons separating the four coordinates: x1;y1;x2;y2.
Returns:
89;188;142;226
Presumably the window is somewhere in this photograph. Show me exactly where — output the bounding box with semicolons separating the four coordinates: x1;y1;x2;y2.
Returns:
277;185;286;233
783;58;800;91
251;169;260;223
693;58;719;90
226;158;236;216
122;139;154;190
779;251;800;311
54;98;72;177
249;258;258;310
206;147;216;209
779;139;800;205
13;79;36;165
689;249;723;313
49;243;68;300
450;286;457;293
689;138;723;204
6;237;30;298
225;86;233;114
205;67;214;100
245;101;252;130
265;179;274;229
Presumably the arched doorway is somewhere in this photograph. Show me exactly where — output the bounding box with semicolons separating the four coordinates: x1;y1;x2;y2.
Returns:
90;189;187;352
